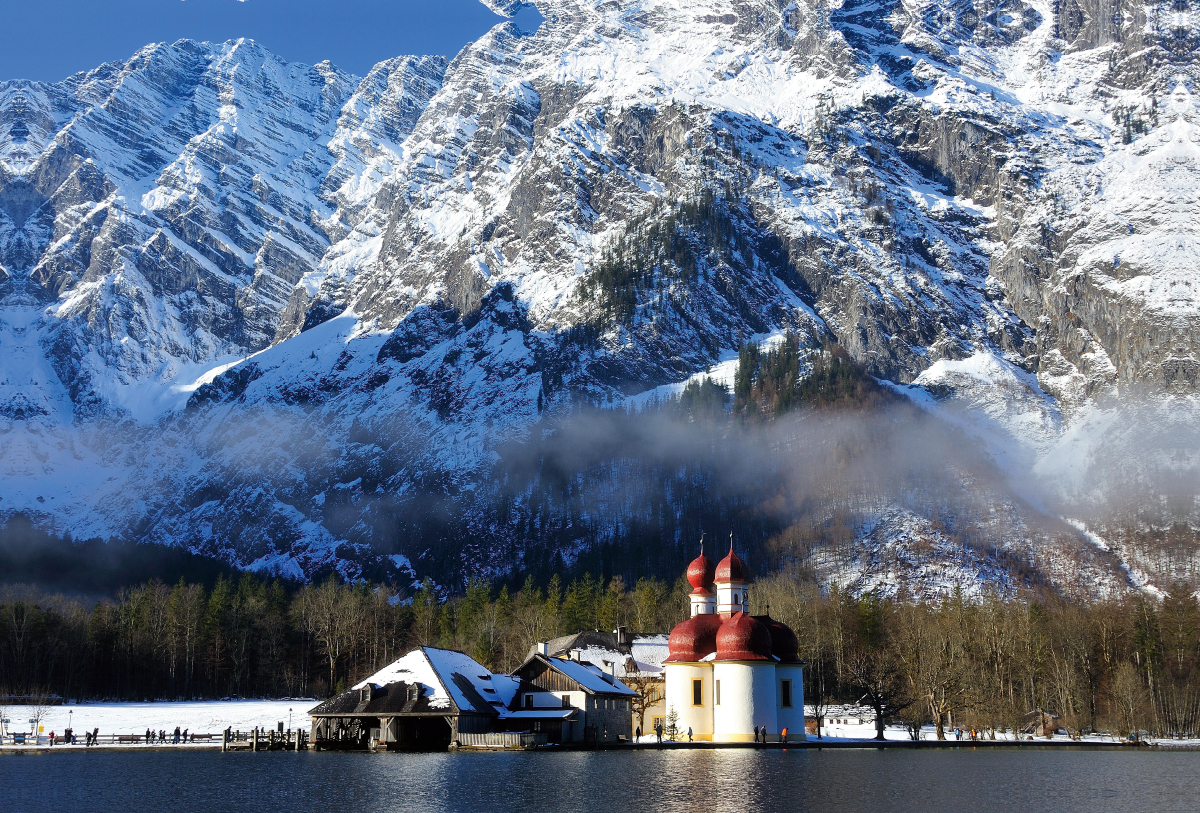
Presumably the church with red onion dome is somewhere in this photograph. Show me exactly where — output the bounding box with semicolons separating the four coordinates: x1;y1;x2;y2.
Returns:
662;540;805;742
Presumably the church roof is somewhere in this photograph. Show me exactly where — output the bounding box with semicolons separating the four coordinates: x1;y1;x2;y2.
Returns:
715;612;774;661
664;613;724;663
715;548;749;583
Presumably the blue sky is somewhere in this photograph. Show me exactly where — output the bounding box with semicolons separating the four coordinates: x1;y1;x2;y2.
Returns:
1;0;530;82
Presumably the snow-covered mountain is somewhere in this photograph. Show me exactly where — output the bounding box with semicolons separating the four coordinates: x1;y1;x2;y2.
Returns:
0;0;1195;591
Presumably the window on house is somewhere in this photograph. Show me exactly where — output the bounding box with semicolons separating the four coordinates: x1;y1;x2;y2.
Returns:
715;679;721;706
562;695;570;709
525;694;533;709
781;680;792;708
692;678;703;706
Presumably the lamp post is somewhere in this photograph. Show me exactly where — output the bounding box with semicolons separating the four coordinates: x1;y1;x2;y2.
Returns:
289;708;293;731
69;709;73;743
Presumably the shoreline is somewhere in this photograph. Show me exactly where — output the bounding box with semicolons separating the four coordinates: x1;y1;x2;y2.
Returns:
4;739;1196;754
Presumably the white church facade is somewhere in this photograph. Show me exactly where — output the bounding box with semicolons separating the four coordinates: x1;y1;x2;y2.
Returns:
663;545;805;742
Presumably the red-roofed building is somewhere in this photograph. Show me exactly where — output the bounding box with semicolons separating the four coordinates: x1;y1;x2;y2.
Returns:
663;542;805;742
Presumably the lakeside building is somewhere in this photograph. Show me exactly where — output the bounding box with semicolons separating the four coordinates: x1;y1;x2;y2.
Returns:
663;545;805;742
510;650;637;744
308;647;519;750
529;629;669;734
309;645;636;750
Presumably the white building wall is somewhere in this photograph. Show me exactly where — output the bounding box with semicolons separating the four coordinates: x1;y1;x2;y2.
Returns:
712;662;777;742
690;593;716;616
714;581;748;615
521;690;584;710
776;664;806;741
663;663;714;740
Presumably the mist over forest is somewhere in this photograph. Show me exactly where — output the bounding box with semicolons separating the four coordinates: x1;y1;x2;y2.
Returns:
3;344;1195;599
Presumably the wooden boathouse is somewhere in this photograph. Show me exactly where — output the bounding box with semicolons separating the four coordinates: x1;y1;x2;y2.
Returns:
309;645;641;750
309;647;512;750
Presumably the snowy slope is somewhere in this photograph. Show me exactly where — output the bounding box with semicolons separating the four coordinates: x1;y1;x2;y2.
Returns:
0;0;1195;592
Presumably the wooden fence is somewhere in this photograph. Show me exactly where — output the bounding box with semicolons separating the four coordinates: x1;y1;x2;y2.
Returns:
456;732;548;749
0;728;306;751
0;733;217;746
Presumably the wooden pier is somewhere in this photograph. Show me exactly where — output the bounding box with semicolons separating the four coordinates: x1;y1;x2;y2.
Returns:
221;727;308;752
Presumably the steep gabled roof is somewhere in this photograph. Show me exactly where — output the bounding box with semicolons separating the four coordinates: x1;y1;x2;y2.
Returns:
533;632;670;677
349;646;516;715
514;653;638;697
309;681;439;716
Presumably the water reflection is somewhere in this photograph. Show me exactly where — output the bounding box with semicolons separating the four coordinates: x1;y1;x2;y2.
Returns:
4;747;1198;812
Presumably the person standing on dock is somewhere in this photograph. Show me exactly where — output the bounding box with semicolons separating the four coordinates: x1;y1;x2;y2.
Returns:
753;725;759;743
781;727;788;744
687;727;693;742
636;725;641;742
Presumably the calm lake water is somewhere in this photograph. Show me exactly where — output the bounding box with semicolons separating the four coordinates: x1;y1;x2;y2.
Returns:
4;747;1198;811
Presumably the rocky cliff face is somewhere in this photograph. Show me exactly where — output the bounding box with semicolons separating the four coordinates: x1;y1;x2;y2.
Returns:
0;40;445;416
0;1;1194;590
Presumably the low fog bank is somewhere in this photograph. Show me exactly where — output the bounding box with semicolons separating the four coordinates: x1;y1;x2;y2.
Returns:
1;375;1195;598
1034;394;1200;590
439;395;1133;598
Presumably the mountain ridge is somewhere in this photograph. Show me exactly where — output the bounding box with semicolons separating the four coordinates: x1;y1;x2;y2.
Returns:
0;0;1195;594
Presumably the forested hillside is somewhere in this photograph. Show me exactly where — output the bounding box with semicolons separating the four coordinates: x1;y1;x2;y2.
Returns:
3;572;1198;740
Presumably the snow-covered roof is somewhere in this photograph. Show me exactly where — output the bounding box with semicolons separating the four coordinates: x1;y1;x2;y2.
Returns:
570;647;663;677
543;656;638;696
352;647;516;715
631;636;669;671
548;633;671;678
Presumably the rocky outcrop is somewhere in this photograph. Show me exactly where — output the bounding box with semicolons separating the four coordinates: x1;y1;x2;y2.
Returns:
0;0;1193;584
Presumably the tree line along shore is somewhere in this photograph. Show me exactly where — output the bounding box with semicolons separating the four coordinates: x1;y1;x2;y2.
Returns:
1;573;1197;741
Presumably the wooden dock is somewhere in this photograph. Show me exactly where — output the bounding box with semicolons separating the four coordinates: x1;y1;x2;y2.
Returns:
221;728;308;751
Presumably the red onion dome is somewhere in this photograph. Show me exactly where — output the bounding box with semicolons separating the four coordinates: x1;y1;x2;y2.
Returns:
714;548;748;583
756;616;801;663
714;612;774;661
664;613;724;663
687;552;715;592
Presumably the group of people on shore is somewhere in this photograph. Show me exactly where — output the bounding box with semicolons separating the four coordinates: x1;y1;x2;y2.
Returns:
39;726;191;746
39;728;99;746
751;725;790;743
635;723;792;745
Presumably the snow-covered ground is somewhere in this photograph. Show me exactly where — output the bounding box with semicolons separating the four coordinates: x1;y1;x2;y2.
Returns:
1;700;315;745
809;724;1200;749
3;699;1194;749
634;725;1199;748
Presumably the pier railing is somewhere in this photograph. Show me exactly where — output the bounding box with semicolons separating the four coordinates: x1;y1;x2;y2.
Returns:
0;733;218;746
0;728;308;750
